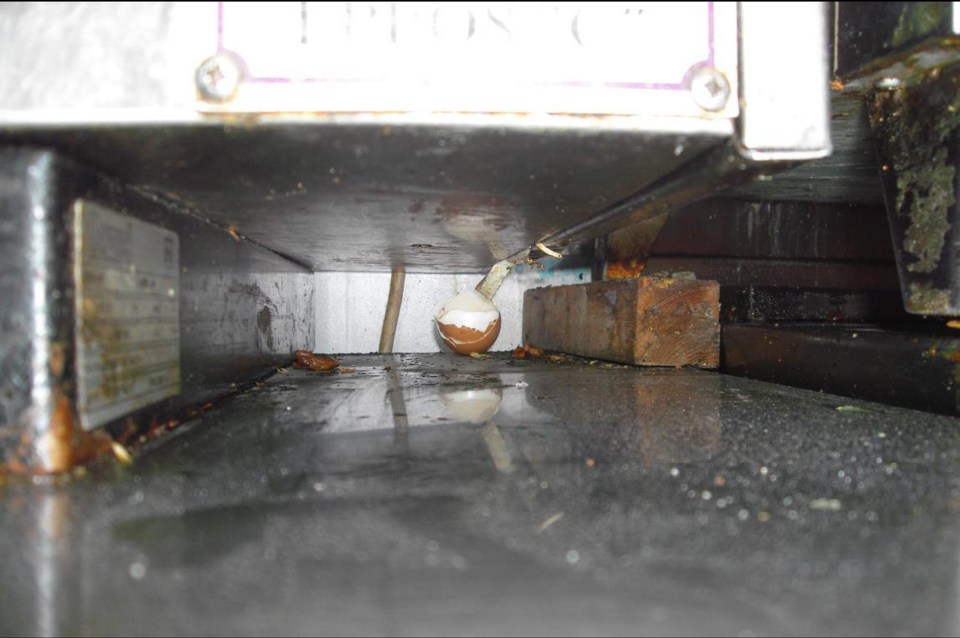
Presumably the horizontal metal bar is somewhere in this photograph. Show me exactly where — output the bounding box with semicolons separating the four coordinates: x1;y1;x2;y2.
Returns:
511;141;794;264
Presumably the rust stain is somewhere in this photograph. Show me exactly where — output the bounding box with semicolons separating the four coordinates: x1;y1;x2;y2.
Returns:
42;392;77;473
868;67;960;278
6;456;27;476
35;391;112;475
605;259;645;280
49;342;67;378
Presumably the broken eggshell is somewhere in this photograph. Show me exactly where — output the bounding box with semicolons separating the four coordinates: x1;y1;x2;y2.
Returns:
436;289;501;355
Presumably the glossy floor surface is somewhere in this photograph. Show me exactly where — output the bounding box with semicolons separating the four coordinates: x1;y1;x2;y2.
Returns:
4;353;960;636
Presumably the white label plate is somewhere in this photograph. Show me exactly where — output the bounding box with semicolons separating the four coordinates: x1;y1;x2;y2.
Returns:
74;201;181;430
208;1;738;118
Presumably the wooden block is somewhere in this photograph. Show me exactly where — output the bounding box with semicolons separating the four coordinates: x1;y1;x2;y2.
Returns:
522;277;720;368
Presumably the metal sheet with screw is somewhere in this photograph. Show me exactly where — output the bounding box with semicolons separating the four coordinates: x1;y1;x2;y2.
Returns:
203;1;738;118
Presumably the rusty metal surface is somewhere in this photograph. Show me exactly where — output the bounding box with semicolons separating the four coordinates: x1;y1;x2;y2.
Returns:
733;4;960;205
835;1;958;81
867;62;960;314
3;354;960;635
0;149;90;474
0;148;314;474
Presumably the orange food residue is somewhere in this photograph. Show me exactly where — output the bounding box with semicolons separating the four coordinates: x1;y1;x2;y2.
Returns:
512;344;544;359
292;350;340;372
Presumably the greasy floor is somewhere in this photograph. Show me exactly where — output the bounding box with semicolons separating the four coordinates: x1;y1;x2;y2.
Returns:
3;353;960;636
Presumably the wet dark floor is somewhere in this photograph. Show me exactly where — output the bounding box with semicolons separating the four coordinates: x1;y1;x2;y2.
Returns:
4;353;960;636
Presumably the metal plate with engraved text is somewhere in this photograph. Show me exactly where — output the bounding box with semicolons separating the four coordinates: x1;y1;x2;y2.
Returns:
74;201;181;430
207;1;738;117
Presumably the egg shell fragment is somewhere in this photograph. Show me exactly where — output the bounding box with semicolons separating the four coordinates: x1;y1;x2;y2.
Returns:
436;289;502;355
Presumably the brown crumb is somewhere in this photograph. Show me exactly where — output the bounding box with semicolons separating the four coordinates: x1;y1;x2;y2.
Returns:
830;78;844;91
339;367;357;374
293;350;340;372
226;225;240;241
512;344;545;359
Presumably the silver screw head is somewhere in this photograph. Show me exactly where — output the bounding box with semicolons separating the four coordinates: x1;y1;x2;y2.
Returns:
196;52;245;103
689;66;731;112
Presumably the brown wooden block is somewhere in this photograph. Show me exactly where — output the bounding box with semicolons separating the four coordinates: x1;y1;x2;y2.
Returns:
522;277;720;368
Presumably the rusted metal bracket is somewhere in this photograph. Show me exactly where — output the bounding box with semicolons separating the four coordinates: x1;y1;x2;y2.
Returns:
867;62;960;315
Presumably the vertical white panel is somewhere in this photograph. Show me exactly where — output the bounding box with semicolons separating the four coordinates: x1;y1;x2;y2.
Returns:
314;264;589;353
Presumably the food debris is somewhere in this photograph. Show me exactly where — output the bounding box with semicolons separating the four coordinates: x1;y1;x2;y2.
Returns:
538;512;565;532
469;352;491;360
947;320;960;329
226;225;240;241
757;511;771;522
512;344;544;359
110;441;133;465
836;405;876;414
830;78;845;91
809;498;843;511
292;350;340;372
339;367;357;374
584;457;596;467
713;475;726;487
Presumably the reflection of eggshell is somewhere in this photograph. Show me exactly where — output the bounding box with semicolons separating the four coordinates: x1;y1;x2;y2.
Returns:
436;290;501;355
443;388;503;424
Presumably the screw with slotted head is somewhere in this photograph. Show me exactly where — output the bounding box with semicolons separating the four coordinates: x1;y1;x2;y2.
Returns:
196;52;244;102
689;66;731;112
